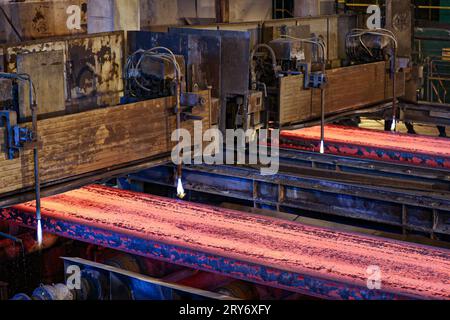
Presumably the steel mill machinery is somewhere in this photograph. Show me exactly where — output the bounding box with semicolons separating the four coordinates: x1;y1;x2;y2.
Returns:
0;0;449;302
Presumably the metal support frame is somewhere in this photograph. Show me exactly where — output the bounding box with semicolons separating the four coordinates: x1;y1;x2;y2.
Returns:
401;101;450;127
297;62;327;90
0;110;33;160
62;258;234;301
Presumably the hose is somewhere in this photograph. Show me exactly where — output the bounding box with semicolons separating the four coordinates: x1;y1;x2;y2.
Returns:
278;35;327;153
346;29;398;131
250;44;278;90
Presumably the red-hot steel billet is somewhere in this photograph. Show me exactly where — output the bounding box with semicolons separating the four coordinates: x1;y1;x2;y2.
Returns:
280;125;450;169
3;185;450;300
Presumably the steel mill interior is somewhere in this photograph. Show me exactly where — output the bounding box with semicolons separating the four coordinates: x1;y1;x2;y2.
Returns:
0;0;450;303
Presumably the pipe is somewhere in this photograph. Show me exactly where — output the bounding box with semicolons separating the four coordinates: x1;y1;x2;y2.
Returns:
126;48;185;198
175;63;185;199
391;47;398;131
30;79;42;247
279;35;327;153
320;84;326;154
250;43;278;90
0;231;22;244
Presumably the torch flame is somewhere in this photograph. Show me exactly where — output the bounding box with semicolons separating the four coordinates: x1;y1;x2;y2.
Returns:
37;219;43;248
391;117;397;132
177;178;186;199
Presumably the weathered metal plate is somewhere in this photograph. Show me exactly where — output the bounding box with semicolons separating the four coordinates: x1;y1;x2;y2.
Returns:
386;0;413;57
129;31;222;98
0;0;87;42
171;28;251;97
0;79;12;107
16;50;66;119
66;32;123;112
2;32;124;120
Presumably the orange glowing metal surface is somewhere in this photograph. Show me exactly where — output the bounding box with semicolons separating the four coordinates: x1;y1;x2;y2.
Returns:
282;125;450;156
281;125;450;168
11;185;450;299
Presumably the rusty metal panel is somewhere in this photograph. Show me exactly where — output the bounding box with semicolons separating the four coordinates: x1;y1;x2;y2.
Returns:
171;28;251;97
0;46;8;104
4;40;66;73
128;30;224;99
3;32;124;120
16;50;66;120
186;34;221;97
0;17;5;44
386;0;413;58
67;33;123;112
0;0;87;43
218;31;251;96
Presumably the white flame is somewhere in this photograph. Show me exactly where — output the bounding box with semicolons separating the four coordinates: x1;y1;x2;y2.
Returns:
320;140;325;154
177;178;186;199
391;117;397;132
37;219;43;247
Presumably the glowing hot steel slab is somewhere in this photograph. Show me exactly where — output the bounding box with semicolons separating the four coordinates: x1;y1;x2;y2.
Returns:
281;125;450;169
1;185;449;300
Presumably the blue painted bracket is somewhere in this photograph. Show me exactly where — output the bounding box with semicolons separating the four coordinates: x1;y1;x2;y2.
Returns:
0;110;34;160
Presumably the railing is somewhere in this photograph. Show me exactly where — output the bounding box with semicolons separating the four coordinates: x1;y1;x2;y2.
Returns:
425;56;450;103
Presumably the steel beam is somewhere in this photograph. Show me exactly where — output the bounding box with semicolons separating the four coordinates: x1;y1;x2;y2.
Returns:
62;258;235;301
278;148;450;191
